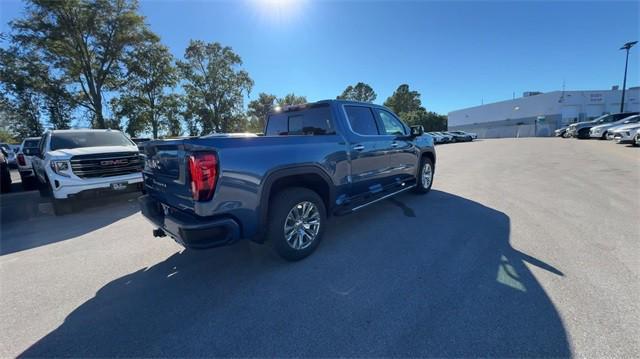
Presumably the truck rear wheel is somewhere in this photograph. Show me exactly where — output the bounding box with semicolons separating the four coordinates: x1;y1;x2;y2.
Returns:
267;187;326;261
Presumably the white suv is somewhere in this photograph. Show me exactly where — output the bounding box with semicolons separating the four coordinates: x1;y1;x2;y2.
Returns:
32;129;143;214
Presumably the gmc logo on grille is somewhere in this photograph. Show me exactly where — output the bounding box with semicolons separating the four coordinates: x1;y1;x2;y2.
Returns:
101;159;129;166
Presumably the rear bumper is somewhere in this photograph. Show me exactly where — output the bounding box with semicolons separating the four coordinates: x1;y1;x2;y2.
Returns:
18;169;34;177
139;194;241;249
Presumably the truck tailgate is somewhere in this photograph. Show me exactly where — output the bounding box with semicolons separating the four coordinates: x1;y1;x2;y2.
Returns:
143;140;195;212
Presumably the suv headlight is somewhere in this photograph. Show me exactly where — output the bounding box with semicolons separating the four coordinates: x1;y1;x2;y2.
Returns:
50;160;72;177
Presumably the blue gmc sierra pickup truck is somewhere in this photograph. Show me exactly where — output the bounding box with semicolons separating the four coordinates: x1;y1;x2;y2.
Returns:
139;100;436;260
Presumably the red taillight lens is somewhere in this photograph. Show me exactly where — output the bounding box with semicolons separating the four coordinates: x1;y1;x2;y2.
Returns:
17;154;26;166
188;152;218;202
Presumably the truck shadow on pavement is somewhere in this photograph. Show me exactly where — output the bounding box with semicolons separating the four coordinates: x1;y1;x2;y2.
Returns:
0;193;140;255
20;190;570;357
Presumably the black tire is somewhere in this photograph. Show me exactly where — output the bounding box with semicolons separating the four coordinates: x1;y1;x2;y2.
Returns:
20;175;34;190
413;157;434;194
267;187;326;261
576;129;590;139
0;170;11;193
601;132;608;140
52;198;73;216
38;181;51;197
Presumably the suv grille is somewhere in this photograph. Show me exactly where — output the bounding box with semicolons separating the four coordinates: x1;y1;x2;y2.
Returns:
70;152;143;178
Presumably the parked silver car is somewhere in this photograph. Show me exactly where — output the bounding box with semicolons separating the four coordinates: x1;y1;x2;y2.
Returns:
589;115;640;139
567;112;638;138
611;123;640;143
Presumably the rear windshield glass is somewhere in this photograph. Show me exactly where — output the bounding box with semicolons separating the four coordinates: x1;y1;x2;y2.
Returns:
50;132;134;151
265;106;335;136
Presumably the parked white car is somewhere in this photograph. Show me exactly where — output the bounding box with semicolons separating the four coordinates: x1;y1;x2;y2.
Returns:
32;129;143;214
16;137;40;189
610;123;640;144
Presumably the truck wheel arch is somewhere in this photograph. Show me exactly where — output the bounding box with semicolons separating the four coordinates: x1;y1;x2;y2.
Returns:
421;150;436;169
256;166;334;241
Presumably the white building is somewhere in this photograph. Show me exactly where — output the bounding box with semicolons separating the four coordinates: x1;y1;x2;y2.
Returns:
448;87;640;138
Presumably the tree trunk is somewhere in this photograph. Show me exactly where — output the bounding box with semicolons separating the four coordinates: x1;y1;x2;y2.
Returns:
152;120;158;139
93;93;105;129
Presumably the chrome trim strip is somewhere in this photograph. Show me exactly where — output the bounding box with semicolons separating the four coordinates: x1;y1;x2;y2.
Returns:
350;185;415;212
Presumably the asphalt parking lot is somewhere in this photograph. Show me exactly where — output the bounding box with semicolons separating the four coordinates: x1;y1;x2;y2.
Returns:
1;138;638;357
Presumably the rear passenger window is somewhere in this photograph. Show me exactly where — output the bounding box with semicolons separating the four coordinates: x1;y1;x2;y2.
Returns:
265;106;334;136
345;106;379;135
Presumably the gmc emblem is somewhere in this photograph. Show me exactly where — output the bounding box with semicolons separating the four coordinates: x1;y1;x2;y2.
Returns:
101;159;129;166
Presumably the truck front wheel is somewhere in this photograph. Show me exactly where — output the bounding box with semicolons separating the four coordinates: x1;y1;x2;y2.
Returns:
413;157;434;194
52;198;73;216
267;187;326;261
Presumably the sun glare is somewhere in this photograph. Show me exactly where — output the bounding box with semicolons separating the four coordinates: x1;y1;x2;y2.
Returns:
252;0;307;25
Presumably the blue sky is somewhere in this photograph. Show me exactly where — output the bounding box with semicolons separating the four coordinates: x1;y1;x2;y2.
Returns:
1;0;639;114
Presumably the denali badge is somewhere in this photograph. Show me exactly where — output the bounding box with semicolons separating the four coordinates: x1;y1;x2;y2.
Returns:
101;159;129;166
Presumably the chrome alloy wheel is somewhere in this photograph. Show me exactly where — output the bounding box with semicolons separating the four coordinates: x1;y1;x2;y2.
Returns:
284;201;321;250
422;162;433;189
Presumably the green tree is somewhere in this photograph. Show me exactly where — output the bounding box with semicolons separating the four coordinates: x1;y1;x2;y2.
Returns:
384;84;447;131
277;93;307;107
0;47;44;138
120;41;178;138
337;82;377;102
42;77;74;129
400;108;448;132
163;94;184;137
177;40;253;134
11;0;154;129
182;96;203;136
0;128;14;143
247;93;276;133
383;84;422;114
111;96;145;137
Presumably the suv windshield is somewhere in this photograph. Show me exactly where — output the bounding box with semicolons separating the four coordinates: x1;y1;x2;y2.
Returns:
22;139;40;155
23;139;39;148
50;131;134;151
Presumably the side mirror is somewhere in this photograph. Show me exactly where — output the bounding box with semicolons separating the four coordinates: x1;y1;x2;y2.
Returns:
410;125;424;137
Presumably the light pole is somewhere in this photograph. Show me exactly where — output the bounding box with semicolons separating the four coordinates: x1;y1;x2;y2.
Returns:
619;40;637;113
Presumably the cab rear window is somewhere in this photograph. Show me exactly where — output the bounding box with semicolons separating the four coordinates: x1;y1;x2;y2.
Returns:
265;105;335;136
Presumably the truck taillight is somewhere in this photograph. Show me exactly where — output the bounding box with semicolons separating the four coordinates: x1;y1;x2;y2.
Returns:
188;152;218;202
17;154;26;166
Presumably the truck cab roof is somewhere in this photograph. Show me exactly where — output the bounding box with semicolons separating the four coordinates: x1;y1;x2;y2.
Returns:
268;99;388;115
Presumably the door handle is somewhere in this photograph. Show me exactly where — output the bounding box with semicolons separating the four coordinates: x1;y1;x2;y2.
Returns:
390;142;399;148
352;144;365;151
